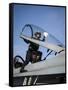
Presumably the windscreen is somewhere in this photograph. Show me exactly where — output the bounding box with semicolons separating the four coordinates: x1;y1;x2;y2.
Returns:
21;24;64;48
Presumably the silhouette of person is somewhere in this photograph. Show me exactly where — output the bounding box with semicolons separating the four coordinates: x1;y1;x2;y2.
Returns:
20;32;45;72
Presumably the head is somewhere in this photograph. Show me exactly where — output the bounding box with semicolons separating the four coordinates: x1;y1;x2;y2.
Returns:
34;32;41;39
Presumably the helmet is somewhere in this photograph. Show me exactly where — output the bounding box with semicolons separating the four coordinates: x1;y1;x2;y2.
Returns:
34;32;41;38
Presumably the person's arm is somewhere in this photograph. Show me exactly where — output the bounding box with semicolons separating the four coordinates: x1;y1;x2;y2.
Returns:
40;36;45;41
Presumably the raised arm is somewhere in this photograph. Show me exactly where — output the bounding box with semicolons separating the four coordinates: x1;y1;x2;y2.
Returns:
40;36;45;41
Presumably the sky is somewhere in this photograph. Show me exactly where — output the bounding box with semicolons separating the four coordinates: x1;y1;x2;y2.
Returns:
13;4;66;60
